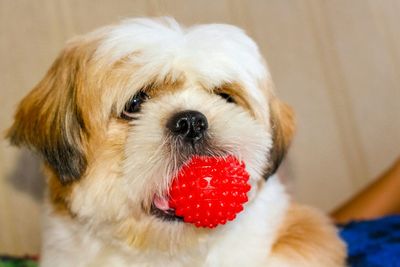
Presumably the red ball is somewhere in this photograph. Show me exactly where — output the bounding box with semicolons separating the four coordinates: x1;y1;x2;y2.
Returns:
168;155;251;228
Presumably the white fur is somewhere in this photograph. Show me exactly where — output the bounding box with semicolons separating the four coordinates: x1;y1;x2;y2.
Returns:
93;17;270;114
42;176;289;267
205;176;289;266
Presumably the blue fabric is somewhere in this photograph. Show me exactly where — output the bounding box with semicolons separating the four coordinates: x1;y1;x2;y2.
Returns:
339;215;400;267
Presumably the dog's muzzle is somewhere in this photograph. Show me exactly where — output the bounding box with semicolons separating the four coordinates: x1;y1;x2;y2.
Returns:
150;110;209;221
167;110;208;143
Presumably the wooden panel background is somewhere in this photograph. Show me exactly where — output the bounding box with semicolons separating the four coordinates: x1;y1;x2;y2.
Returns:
1;0;399;255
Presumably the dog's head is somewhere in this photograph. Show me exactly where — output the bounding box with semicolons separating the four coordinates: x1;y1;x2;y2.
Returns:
8;18;294;250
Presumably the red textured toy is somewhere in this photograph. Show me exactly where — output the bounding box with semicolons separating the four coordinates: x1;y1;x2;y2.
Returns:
168;155;251;228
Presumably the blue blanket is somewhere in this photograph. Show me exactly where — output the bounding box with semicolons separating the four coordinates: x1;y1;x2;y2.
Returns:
340;215;400;266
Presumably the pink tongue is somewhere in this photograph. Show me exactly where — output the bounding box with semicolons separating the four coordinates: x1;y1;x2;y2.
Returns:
153;195;170;211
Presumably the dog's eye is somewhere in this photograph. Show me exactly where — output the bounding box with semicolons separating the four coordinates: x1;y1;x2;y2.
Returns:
121;91;149;119
217;92;235;103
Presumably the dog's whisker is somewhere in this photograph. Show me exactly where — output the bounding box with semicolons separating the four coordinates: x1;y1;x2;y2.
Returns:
147;139;168;163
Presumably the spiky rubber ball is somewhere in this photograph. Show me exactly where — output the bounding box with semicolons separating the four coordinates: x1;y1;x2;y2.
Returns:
168;155;251;228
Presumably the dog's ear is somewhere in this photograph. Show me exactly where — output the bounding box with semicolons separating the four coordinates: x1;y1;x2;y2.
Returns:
266;97;295;178
7;44;91;184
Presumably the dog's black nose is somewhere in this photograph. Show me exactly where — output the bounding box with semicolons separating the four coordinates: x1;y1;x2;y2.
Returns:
167;110;208;142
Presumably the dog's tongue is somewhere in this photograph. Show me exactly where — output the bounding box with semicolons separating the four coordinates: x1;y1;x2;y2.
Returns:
153;195;170;211
168;155;251;228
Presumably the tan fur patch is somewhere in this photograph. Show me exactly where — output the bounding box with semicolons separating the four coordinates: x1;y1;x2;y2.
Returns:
268;95;295;174
213;82;255;116
46;167;75;216
270;204;346;266
6;35;105;184
142;73;187;101
6;34;109;210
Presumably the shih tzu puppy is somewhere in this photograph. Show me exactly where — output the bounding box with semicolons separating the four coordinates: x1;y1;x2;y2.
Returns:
8;18;345;266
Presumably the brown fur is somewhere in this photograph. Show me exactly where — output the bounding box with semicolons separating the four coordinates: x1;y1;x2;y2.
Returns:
46;167;75;215
6;36;106;213
213;82;255;116
257;77;295;177
270;204;346;266
6;38;102;184
142;74;187;101
267;96;295;175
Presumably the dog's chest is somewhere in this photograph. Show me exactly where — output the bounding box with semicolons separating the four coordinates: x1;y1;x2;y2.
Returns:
42;177;289;267
204;180;289;266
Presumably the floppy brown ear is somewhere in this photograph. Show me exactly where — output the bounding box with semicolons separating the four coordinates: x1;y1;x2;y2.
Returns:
266;97;295;177
7;44;91;184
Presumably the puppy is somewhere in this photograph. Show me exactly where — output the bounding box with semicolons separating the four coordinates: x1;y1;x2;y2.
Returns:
8;17;345;266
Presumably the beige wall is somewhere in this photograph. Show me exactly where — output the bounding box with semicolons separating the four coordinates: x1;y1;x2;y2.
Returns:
1;0;399;255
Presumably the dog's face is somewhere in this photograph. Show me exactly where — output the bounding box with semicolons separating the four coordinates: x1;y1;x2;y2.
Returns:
8;18;294;251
